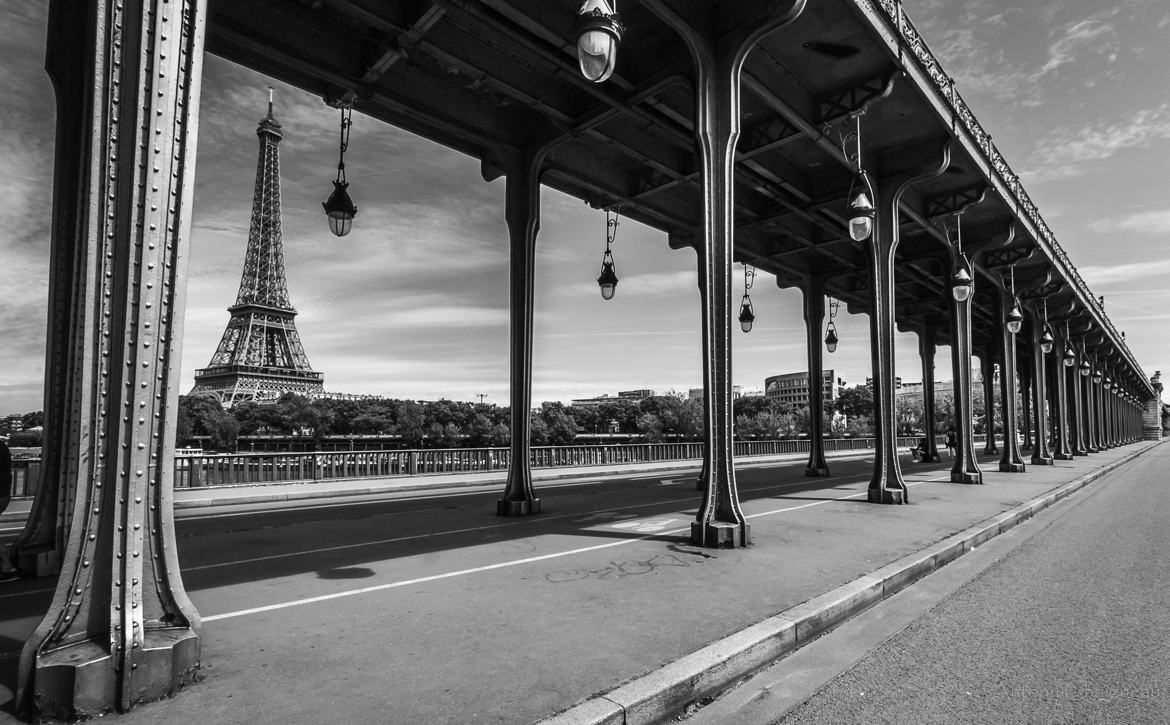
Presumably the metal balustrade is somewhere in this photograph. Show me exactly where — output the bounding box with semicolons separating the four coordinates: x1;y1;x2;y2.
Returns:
7;436;987;496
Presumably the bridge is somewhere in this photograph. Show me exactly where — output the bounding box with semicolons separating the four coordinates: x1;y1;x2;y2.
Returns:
7;0;1164;719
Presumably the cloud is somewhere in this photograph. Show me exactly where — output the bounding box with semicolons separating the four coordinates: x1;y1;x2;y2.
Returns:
1077;258;1170;286
1036;18;1116;75
1022;104;1170;182
1088;209;1170;235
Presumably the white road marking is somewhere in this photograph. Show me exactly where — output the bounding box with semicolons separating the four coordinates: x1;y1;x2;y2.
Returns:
202;479;909;622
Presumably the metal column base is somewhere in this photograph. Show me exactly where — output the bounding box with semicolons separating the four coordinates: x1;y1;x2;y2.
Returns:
690;521;750;548
1031;456;1054;466
999;462;1026;473
1054;452;1074;461
867;487;905;504
950;471;983;484
496;499;541;517
804;465;830;477
30;629;199;722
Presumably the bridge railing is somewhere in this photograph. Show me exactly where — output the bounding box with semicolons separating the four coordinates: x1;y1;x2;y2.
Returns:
9;436;978;495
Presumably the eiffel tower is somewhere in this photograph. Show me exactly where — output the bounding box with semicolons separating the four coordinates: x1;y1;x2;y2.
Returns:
191;93;324;406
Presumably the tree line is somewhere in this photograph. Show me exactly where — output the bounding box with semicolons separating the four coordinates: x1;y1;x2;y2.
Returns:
7;384;1011;452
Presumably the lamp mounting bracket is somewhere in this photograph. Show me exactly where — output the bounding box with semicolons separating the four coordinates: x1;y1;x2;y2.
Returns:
817;73;897;125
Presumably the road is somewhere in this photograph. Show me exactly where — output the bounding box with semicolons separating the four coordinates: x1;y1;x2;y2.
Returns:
0;445;1153;724
688;443;1170;725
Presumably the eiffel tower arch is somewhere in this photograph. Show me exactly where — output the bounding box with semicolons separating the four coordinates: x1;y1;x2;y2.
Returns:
191;96;324;406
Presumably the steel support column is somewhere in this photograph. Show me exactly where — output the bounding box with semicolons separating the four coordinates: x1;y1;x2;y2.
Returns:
16;0;206;717
1051;327;1073;460
997;304;1025;472
1029;310;1055;465
1019;356;1033;450
948;268;981;484
802;276;830;476
867;146;953;502
980;352;998;455
497;149;545;517
640;0;808;546
1085;355;1095;451
496;152;545;514
1068;348;1087;456
917;327;941;463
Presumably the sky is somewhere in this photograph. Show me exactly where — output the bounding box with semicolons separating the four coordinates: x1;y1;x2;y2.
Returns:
1;1;1169;416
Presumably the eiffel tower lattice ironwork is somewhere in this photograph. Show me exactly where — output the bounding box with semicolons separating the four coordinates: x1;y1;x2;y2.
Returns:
191;95;324;406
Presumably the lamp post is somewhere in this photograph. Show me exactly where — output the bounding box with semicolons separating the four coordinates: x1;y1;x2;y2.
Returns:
596;208;620;300
738;264;756;333
322;106;357;236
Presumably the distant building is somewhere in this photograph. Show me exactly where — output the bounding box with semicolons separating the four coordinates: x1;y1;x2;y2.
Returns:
764;370;838;408
896;367;983;398
571;389;654;407
688;386;746;400
0;414;25;435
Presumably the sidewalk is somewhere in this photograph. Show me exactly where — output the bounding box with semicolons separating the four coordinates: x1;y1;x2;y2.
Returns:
0;441;1157;725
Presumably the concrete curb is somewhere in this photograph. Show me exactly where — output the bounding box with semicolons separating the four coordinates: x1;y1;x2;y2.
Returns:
538;442;1158;725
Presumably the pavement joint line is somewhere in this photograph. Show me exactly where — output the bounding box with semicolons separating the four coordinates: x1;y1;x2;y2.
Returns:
537;442;1158;725
199;480;891;623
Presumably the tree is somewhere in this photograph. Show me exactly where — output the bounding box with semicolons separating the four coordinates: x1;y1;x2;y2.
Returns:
178;395;239;451
20;411;44;429
636;412;665;442
394;401;427;448
540;404;579;445
835;385;873;419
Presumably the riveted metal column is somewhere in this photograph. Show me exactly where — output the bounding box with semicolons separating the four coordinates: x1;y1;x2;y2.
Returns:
689;40;750;547
803;276;829;477
917;327;941;463
1085;355;1095;451
948;269;981;484
866;179;908;502
998;304;1025;472
1019;355;1033;450
1029;310;1054;465
498;149;544;517
980;352;998;455
1051;327;1073;460
1068;347;1087;455
17;0;206;718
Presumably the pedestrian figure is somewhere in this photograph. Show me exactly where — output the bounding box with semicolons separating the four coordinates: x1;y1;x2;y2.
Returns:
0;439;19;582
909;436;928;462
944;428;957;459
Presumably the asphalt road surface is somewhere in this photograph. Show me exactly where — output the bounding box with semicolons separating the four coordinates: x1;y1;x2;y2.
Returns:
694;443;1170;724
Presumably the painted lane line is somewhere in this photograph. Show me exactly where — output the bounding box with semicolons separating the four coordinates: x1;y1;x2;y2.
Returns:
184;476;868;573
0;474;879;602
201;481;897;623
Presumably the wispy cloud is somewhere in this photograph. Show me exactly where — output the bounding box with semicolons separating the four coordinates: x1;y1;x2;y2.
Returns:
1022;104;1170;182
1078;258;1170;286
1088;209;1170;235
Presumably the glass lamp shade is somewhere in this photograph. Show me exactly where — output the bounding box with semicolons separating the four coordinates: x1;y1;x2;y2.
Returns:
847;187;875;242
739;299;755;333
1080;360;1091;377
1063;345;1076;367
1005;303;1023;334
825;326;839;353
576;1;624;83
1093;371;1103;384
596;256;618;300
1040;327;1054;354
323;180;357;237
951;265;973;302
